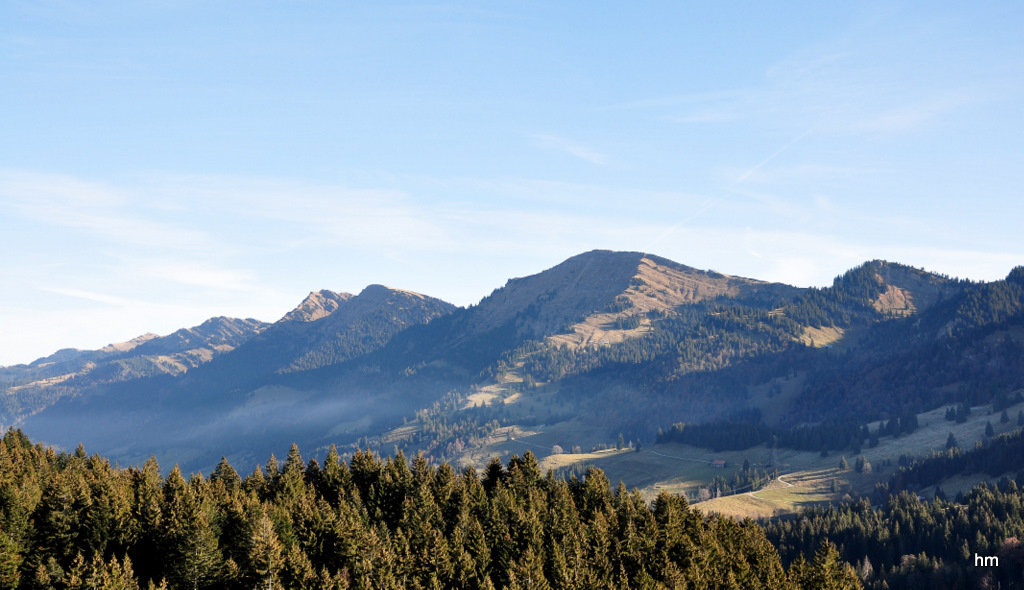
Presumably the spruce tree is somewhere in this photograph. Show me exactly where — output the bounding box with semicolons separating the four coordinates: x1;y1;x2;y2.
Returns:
132;456;165;582
282;545;317;589
161;468;221;590
32;469;91;568
0;528;20;590
278;444;308;508
107;555;142;590
174;509;221;590
249;513;283;590
0;427;853;590
946;432;959;449
210;457;241;493
319;444;350;507
803;540;863;589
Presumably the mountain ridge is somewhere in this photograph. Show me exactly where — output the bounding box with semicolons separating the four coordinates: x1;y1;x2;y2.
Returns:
6;251;1022;478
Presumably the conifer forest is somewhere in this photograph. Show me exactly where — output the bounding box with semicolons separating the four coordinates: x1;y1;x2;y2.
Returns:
3;426;1024;588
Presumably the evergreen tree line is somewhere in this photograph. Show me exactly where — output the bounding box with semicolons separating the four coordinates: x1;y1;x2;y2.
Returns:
553;462;777;503
701;466;777;500
0;429;865;589
656;421;773;451
880;426;1024;497
764;482;1024;589
655;416;918;454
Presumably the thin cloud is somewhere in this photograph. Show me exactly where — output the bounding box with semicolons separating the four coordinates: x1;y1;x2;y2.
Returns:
0;169;122;207
857;94;973;132
41;288;148;308
432;176;707;213
140;174;457;253
135;262;261;293
530;134;610;165
619;39;989;137
0;170;211;250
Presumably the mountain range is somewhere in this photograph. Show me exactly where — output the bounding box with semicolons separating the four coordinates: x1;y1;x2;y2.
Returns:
2;250;1022;478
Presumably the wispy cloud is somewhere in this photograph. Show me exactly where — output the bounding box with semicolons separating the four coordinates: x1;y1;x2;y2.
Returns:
530;134;610;165
41;287;146;307
134;262;261;293
856;93;973;132
0;170;122;207
137;174;456;252
0;169;211;250
617;39;990;137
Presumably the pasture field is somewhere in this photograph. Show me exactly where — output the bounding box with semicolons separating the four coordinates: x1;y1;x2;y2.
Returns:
463;394;1024;519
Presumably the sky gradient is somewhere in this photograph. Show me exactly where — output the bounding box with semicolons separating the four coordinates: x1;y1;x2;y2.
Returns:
2;1;1023;366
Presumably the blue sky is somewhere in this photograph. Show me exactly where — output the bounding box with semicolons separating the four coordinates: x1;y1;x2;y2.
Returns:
2;1;1023;366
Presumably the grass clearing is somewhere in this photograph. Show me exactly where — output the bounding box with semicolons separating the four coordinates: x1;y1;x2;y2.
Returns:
693;397;1024;518
486;395;1024;520
799;325;844;348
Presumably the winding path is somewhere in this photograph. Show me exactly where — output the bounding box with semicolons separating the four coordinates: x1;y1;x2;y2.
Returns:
749;474;794;499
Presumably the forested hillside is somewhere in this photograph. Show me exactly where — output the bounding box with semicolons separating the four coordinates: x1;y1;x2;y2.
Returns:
765;481;1024;589
514;261;1023;450
788;268;1024;425
380;259;1023;468
0;429;861;589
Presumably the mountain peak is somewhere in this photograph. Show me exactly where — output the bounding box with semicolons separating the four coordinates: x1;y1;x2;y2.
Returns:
468;250;764;340
469;251;644;334
280;290;354;323
359;284;433;301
